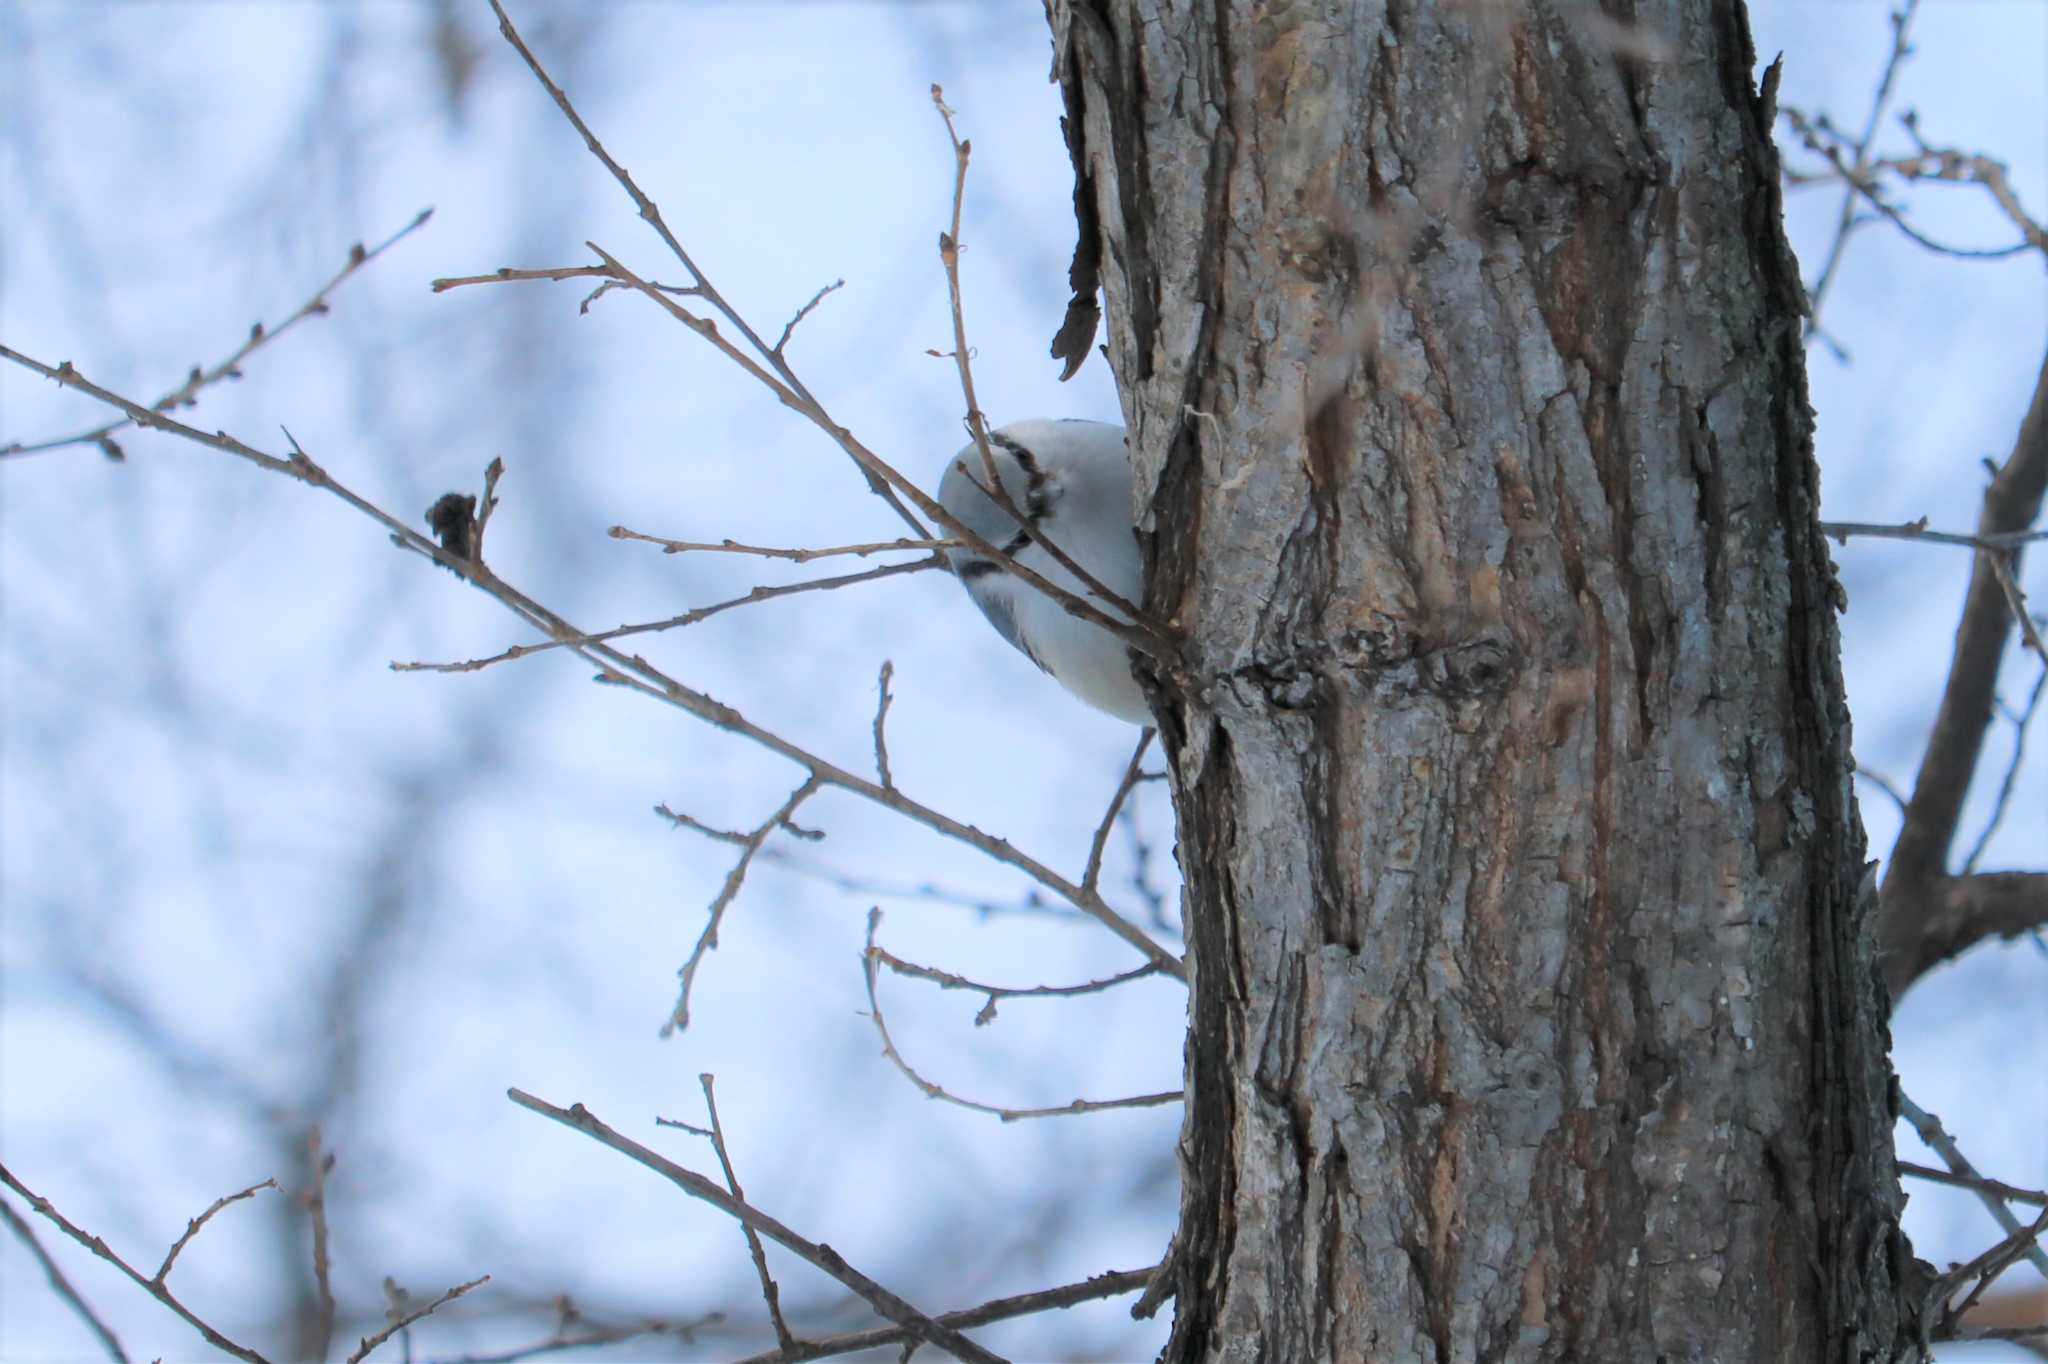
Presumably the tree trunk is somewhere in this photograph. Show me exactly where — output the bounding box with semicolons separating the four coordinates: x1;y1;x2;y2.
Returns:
1050;1;1925;1358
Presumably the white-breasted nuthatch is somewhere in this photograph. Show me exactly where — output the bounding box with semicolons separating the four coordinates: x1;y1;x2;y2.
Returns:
936;419;1150;724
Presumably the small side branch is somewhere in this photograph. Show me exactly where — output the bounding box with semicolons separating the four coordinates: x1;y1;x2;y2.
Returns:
608;530;953;562
346;1276;490;1364
157;1178;279;1282
0;1194;129;1363
0;1161;273;1364
663;777;824;1034
1899;1090;2048;1282
505;1089;1011;1364
1083;730;1154;894
862;910;1180;1120
2;209;432;461
723;1264;1158;1364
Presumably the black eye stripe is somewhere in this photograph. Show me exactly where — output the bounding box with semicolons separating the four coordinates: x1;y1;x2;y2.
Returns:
989;432;1057;524
958;558;1002;579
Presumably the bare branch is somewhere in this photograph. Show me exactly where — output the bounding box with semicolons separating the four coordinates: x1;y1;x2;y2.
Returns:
1881;349;2048;993
775;279;844;355
1783;106;2038;264
928;86;1156;633
1899;1090;2048;1282
1854;764;1910;817
0;1193;129;1363
1;356;1184;982
1781;0;1923;334
870;941;1161;1027
304;1130;338;1362
1819;519;2047;551
0;1161;273;1364
157;1177;280;1282
607;529;954;562
423;1301;723;1364
430;263;701;301
1083;730;1154;894
394;554;946;675
872;661;896;791
695;1075;796;1353
1881;872;2048;996
483;0;932;537
1932;1206;2048;1341
724;1264;1158;1364
1;209;431;461
346;1276;491;1364
1960;662;2048;873
1900;1161;2048;1209
862;909;1180;1120
505;1089;1011;1364
664;777;824;1034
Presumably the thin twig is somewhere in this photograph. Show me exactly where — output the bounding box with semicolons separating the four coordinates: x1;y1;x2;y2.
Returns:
927;85;1155;631
756;850;1106;925
872;661;896;790
483;0;933;538
774;279;845;355
304;1129;338;1362
697;1075;797;1353
1819;519;2047;551
1785;0;1921;334
1899;1091;2048;1281
1854;764;1910;817
1900;1160;2048;1209
1083;730;1154;894
1988;553;2048;661
723;1264;1158;1364
664;777;824;1034
157;1178;279;1282
1960;662;2048;873
0;1161;272;1364
393;555;945;674
347;1276;491;1364
0;1193;129;1363
869;937;1161;1027
1;209;432;461
862;909;1180;1120
431;263;701;301
1933;1206;2048;1338
505;1089;1010;1364
422;1303;723;1364
608;530;954;562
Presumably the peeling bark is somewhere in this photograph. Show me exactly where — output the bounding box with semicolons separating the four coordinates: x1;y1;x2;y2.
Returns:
1051;1;1925;1358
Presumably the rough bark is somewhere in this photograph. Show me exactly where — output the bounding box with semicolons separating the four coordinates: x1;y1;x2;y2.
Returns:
1051;1;1924;1358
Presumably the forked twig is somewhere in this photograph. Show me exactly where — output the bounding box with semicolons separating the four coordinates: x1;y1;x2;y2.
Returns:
662;776;825;1034
505;1089;1010;1364
0;1161;273;1364
1899;1091;2048;1281
347;1276;490;1364
724;1264;1157;1364
862;910;1180;1120
1;209;432;461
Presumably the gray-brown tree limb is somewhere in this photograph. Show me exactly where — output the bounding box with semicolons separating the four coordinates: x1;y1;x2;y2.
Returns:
1880;350;2048;999
1051;0;1928;1356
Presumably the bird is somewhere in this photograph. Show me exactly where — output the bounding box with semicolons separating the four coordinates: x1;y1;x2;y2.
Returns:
935;419;1151;724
